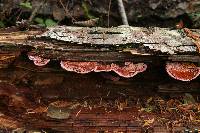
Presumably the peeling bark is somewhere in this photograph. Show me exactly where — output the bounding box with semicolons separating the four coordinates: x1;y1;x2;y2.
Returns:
0;26;200;63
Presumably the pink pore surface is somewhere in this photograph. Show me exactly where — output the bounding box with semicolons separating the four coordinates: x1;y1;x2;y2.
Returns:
28;55;50;66
111;62;147;78
166;62;200;81
94;63;112;72
60;61;97;73
60;61;147;78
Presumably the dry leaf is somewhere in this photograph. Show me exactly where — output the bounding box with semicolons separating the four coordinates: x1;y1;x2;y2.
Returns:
143;118;155;127
52;5;65;21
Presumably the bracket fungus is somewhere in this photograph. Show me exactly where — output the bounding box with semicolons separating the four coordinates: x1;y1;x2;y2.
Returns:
166;62;200;81
60;61;147;78
111;62;147;78
94;63;112;72
60;61;97;74
28;55;50;66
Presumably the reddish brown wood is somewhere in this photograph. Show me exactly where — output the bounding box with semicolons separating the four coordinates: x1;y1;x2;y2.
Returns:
0;27;200;132
0;55;199;132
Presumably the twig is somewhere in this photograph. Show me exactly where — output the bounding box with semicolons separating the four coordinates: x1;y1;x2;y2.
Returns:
16;10;22;21
28;0;46;22
107;0;112;27
73;18;99;27
75;108;82;117
59;0;76;23
117;0;129;25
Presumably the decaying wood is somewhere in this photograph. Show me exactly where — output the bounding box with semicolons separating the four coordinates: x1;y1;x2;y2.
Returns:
0;26;199;63
0;26;200;132
0;55;198;132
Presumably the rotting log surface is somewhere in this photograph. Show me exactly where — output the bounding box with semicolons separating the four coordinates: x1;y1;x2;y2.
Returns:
0;25;200;63
0;26;200;132
0;57;199;132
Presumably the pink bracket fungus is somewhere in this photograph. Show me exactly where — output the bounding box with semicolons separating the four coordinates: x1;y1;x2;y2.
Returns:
94;63;112;72
166;62;200;81
60;61;97;74
111;62;147;78
60;61;147;78
28;55;50;66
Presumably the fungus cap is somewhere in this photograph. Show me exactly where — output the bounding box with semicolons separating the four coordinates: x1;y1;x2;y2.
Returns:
166;62;200;81
60;61;147;78
28;55;50;66
94;63;112;72
60;61;97;74
111;62;147;78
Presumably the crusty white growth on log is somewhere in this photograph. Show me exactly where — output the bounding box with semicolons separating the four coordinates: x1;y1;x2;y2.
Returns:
37;25;197;54
143;28;196;54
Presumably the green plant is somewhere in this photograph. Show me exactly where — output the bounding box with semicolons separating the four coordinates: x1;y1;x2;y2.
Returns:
45;19;57;27
0;21;5;28
183;93;196;104
34;17;45;27
82;2;95;19
20;2;32;9
34;17;57;27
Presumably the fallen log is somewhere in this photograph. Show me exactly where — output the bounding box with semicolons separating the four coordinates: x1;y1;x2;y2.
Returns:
0;26;200;132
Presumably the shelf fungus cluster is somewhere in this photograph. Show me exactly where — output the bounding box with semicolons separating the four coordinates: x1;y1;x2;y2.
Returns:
60;61;147;78
27;55;147;78
28;55;200;81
